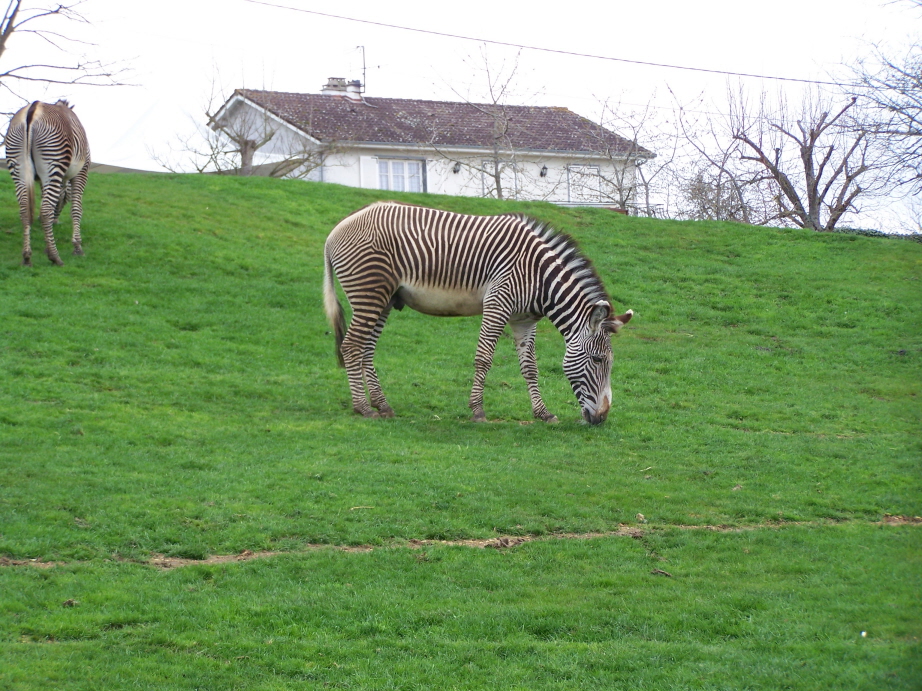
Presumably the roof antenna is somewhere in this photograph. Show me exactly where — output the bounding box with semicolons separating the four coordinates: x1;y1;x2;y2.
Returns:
357;45;366;94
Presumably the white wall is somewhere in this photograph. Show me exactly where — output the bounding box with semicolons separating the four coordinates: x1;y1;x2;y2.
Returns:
341;148;637;205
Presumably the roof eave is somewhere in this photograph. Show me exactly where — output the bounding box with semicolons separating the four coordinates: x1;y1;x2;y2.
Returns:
212;92;324;146
309;139;653;161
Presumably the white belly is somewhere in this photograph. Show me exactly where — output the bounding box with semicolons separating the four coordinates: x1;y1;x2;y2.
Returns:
396;284;485;316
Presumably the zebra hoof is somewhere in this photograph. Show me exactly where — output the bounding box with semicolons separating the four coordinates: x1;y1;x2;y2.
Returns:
471;413;487;423
49;257;64;266
544;416;559;424
376;408;395;418
22;257;32;267
73;247;84;256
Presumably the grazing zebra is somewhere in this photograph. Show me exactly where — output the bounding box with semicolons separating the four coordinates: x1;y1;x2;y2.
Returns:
5;99;90;266
323;201;633;424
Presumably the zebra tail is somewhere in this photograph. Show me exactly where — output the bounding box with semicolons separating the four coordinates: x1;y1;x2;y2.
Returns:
20;103;38;227
322;249;347;368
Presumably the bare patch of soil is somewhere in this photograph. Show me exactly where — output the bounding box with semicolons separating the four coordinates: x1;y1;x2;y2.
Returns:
0;557;62;569
2;519;917;570
881;514;922;525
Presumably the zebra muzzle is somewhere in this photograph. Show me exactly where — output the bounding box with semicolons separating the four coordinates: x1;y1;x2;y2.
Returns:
583;395;610;425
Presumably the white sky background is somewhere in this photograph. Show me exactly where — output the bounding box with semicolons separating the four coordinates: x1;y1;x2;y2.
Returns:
1;0;919;230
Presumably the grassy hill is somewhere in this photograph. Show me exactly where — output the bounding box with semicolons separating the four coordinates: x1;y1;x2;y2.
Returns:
0;173;919;689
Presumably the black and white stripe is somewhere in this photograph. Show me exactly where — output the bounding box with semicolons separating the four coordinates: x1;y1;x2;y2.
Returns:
5;99;91;266
323;201;632;424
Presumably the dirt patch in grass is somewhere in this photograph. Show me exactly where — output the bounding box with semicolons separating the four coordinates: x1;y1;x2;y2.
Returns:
2;519;918;570
0;557;64;569
881;514;922;525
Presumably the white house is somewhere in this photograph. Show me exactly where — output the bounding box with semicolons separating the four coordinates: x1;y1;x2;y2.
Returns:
212;78;654;208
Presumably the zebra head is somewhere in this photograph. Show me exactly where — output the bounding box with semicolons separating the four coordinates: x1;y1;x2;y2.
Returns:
562;301;632;425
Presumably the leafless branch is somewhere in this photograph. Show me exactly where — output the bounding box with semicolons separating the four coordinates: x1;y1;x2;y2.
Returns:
849;41;922;194
728;87;886;231
152;75;333;178
0;0;126;94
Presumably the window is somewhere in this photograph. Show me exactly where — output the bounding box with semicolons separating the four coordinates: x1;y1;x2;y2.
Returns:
378;159;425;192
568;165;602;203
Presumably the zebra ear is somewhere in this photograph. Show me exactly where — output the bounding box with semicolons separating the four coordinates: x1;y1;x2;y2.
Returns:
606;309;633;334
589;301;612;334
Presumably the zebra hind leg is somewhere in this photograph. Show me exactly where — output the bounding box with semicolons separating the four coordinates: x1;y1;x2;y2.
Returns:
510;319;558;423
21;221;32;267
39;181;64;266
362;305;395;418
69;164;89;256
14;181;33;266
340;295;393;418
53;183;68;225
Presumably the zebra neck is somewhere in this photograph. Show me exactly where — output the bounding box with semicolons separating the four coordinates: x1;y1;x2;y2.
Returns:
545;301;589;340
540;271;595;340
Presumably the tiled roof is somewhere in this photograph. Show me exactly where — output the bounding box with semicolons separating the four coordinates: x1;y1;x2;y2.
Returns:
235;89;652;157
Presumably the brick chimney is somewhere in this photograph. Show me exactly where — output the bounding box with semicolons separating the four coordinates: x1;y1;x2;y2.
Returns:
322;77;363;102
321;77;347;96
345;79;363;102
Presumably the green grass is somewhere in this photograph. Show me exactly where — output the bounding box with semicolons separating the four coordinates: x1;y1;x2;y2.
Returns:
2;525;919;690
1;173;920;688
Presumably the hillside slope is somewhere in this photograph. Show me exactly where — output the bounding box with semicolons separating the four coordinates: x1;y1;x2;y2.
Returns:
1;174;920;690
1;172;920;547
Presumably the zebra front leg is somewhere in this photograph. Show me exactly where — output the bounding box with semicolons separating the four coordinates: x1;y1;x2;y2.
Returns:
509;318;558;423
69;164;89;256
469;309;508;422
362;305;395;418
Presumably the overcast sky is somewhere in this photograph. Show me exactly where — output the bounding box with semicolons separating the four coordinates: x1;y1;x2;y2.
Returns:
1;0;918;228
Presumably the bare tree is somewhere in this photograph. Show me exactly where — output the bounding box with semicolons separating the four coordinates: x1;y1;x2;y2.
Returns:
429;48;547;200
152;80;331;178
587;96;671;215
672;89;776;224
677;163;758;223
0;1;122;100
728;88;888;231
850;42;921;195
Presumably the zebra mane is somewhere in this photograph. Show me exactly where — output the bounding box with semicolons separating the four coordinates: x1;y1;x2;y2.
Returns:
515;215;610;304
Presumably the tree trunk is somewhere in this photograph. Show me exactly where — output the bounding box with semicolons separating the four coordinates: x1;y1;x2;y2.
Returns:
240;140;256;176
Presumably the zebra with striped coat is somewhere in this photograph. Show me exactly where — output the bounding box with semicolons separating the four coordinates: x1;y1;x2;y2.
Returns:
5;100;91;266
323;201;632;424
